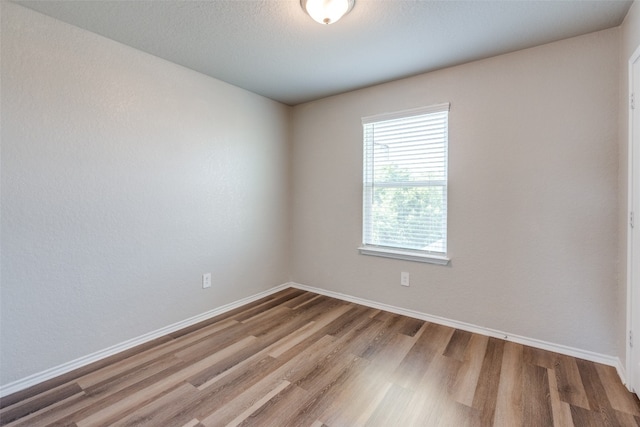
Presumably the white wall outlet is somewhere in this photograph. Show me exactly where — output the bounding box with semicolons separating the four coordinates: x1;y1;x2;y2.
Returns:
202;273;211;289
401;272;410;287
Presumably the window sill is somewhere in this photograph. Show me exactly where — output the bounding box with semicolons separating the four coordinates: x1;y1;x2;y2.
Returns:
358;246;450;265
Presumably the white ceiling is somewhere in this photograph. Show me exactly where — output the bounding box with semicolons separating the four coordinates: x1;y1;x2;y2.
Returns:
14;0;633;105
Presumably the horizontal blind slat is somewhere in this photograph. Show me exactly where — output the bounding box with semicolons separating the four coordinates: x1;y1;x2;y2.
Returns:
363;106;448;255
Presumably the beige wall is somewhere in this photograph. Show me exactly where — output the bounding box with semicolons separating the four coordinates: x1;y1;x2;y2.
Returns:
618;0;640;372
2;0;634;391
0;2;291;386
292;28;620;356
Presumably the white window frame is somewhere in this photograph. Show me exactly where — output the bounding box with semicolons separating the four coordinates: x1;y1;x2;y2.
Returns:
359;103;450;265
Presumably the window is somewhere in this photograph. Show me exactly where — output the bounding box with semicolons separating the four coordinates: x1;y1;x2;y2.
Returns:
359;103;450;265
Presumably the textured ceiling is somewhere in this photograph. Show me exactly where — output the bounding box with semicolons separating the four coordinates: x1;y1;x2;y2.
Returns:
14;0;633;105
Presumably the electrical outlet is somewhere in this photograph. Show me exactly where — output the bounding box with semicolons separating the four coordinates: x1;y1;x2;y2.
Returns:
202;273;211;289
401;272;410;287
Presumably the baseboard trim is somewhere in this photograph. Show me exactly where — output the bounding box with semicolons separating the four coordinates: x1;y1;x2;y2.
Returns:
1;281;626;398
0;283;290;398
289;282;623;371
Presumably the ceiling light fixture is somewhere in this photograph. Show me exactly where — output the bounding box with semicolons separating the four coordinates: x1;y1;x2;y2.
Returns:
301;0;354;25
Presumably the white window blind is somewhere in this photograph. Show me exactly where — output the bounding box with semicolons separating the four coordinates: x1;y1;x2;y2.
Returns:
361;103;449;262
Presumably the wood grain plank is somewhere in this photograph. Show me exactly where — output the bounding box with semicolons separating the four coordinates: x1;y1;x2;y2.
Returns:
4;356;186;427
320;304;373;338
392;322;454;390
83;353;185;396
443;329;473;361
289;294;324;310
190;334;338;424
282;290;321;308
363;383;413;426
187;303;354;392
195;332;335;393
523;344;557;369
554;354;591;409
235;383;310;427
399;352;463;426
292;347;363;394
358;313;413;360
395;317;425;337
78;318;239;389
109;382;199;427
266;304;352;358
74;336;255;427
613;410;640;427
471;337;504;426
281;356;369;427
247;296;348;339
199;343;334;427
493;341;523;426
0;382;83;425
0;336;173;410
2;388;86;427
316;361;392;427
595;363;640;417
450;333;490;407
367;332;417;375
159;356;285;426
570;404;608;427
522;362;553;427
548;366;575;427
232;290;307;322
167;289;298;339
577;358;631;427
172;322;270;363
220;380;291;427
188;315;339;390
186;371;290;427
181;419;202;427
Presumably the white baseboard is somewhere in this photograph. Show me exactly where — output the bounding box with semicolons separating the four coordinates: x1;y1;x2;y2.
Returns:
1;281;626;398
289;282;624;372
0;283;290;398
616;360;629;390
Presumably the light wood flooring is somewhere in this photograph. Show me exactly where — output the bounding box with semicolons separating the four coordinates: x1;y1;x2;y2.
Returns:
2;288;640;426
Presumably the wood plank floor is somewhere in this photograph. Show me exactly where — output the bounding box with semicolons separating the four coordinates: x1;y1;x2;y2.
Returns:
2;288;639;426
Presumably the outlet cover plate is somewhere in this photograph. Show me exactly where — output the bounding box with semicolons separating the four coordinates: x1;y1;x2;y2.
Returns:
203;273;212;289
401;272;410;287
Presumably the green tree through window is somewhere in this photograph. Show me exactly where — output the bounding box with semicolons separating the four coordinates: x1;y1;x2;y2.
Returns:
371;165;446;251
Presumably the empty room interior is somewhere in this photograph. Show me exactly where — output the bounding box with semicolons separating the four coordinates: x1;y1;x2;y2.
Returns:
2;0;640;425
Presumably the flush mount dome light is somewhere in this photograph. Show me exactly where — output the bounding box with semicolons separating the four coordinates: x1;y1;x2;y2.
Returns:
301;0;354;25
